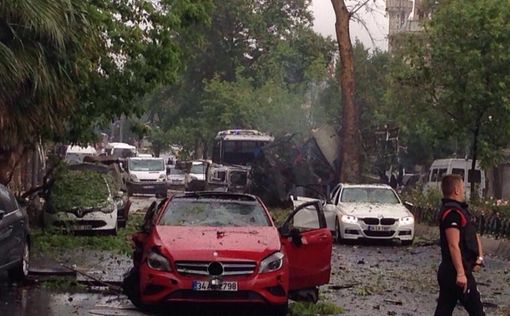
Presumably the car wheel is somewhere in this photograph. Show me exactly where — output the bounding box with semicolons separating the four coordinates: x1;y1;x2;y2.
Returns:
122;268;153;311
8;242;29;282
109;224;118;236
269;303;288;316
402;239;414;246
118;220;126;229
334;218;343;244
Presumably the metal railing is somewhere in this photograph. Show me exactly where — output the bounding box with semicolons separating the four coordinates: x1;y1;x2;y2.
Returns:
411;206;510;239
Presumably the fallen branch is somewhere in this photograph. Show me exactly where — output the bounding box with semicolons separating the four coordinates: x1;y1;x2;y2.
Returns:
328;283;360;290
61;264;123;294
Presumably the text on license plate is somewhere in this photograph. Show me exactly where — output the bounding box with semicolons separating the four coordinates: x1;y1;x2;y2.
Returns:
192;281;238;291
368;225;391;231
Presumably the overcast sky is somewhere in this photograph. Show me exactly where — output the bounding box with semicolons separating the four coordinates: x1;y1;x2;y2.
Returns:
311;0;389;51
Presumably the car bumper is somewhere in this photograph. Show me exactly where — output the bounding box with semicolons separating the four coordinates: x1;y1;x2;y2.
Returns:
138;263;289;306
44;210;117;231
167;180;185;189
339;221;414;240
127;181;167;195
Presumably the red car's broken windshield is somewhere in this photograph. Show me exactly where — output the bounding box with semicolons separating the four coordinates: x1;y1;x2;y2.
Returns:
158;199;271;227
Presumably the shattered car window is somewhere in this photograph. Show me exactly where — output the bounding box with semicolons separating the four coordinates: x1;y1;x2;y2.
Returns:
159;199;271;227
129;159;164;171
340;188;400;204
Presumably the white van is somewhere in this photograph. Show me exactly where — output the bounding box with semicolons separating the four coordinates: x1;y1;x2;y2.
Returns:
106;142;137;158
65;145;97;164
424;158;485;198
126;157;167;197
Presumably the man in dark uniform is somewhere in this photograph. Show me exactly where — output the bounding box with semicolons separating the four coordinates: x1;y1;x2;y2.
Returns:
434;174;485;316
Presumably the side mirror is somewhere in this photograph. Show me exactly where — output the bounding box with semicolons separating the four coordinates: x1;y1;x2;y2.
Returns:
0;210;4;221
404;201;414;209
290;228;303;247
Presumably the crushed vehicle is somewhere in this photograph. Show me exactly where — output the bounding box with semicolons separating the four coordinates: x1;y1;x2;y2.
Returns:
185;160;207;191
292;184;415;245
105;142;137;159
207;130;274;193
126;157;167;198
122;192;333;315
0;183;30;281
43;163;128;234
64;145;97;165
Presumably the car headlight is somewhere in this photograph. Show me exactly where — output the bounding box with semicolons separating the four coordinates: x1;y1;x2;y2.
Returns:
341;215;358;224
399;216;414;224
147;250;172;271
130;174;139;182
259;252;284;273
158;174;166;182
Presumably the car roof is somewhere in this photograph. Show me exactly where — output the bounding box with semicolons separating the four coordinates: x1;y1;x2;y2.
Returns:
128;157;164;160
172;191;259;202
340;183;393;189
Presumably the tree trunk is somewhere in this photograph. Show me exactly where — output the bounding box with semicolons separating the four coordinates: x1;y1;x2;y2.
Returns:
0;146;23;186
331;0;361;183
470;124;480;200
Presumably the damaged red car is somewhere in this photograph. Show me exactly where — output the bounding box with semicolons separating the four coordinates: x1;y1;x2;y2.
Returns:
123;192;332;315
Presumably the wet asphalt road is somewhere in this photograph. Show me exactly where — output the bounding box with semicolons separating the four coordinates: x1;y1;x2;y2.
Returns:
0;196;509;316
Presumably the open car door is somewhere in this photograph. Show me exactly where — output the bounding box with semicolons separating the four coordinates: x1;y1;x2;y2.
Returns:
280;201;333;298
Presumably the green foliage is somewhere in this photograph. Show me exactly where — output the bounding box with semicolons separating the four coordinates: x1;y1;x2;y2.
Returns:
33;212;144;256
0;0;96;149
50;168;111;211
389;0;510;169
0;0;211;152
40;277;86;293
289;301;344;316
141;0;335;156
402;186;442;210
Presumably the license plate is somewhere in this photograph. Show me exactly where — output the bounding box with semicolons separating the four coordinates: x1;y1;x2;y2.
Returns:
368;225;390;231
75;225;92;230
143;185;155;189
192;281;238;291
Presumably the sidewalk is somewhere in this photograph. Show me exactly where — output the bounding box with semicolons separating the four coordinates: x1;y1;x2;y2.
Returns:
415;223;510;260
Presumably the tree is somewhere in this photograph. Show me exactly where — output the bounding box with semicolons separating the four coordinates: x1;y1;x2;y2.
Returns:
392;0;510;198
330;0;377;183
0;0;95;184
0;0;210;185
145;0;334;157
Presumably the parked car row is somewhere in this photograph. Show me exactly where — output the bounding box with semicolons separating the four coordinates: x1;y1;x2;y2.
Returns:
0;184;30;282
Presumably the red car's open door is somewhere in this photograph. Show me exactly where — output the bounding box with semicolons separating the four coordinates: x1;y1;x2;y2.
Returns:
280;200;333;294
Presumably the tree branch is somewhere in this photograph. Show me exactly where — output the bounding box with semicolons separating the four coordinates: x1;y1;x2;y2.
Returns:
349;0;372;18
350;15;376;47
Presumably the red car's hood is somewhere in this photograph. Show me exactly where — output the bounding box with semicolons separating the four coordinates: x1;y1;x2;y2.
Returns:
154;226;281;262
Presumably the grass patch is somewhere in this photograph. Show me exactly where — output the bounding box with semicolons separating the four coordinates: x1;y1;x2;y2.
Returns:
32;212;144;256
289;301;344;316
40;276;86;292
